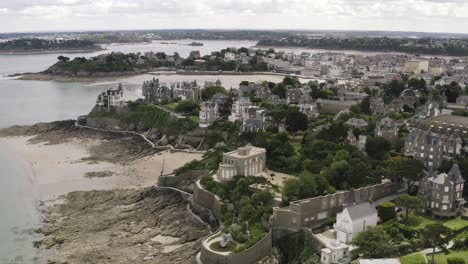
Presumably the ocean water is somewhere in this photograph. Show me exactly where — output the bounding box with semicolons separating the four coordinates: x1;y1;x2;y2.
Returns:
0;39;258;262
0;143;45;264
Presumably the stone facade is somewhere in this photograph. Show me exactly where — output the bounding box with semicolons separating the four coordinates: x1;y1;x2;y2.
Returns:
376;117;399;141
96;83;125;110
419;164;466;218
217;145;266;182
404;128;462;168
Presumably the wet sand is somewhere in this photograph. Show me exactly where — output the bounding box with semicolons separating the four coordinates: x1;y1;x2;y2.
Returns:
0;136;203;201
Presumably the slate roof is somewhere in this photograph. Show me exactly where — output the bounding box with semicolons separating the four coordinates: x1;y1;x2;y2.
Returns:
450;164;465;184
345;202;377;220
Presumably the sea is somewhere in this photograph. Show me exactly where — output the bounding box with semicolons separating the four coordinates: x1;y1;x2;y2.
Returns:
0;39;261;263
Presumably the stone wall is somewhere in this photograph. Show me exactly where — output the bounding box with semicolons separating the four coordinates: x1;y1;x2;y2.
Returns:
272;182;401;229
192;179;223;218
158;170;209;193
200;231;272;264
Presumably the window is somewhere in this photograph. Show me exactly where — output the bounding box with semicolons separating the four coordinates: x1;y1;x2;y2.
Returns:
436;203;439;208
444;186;449;192
420;153;424;158
318;212;328;220
442;205;448;210
431;147;434;152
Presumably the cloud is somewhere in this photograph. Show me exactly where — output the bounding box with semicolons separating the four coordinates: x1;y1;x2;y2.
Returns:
0;0;467;33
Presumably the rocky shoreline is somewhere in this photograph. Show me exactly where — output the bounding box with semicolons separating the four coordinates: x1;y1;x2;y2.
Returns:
18;72;145;82
34;188;209;264
1;120;207;263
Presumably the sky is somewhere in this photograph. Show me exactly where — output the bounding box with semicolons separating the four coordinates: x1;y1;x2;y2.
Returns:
0;0;467;34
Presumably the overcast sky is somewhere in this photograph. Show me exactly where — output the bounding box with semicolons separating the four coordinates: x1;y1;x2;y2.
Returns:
0;0;467;33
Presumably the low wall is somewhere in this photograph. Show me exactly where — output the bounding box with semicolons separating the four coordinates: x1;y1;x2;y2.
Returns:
158;170;209;193
192;179;223;219
272;182;401;229
200;231;272;264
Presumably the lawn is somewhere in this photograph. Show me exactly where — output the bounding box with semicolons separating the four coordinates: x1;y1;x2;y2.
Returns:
209;241;238;252
164;102;179;110
401;253;426;264
190;115;200;123
406;212;468;231
429;250;468;264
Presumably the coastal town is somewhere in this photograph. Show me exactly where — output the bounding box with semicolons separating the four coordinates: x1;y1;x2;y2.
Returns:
1;3;468;262
58;43;468;264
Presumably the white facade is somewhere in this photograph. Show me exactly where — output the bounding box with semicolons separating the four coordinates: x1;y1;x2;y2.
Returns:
334;203;378;244
228;97;252;123
216;145;266;182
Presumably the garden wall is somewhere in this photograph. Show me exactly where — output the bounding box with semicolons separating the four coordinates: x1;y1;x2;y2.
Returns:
192;179;223;218
199;231;272;264
272;182;401;229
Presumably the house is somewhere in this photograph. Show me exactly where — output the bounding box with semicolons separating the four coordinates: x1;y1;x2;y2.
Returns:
404;115;468;168
376;117;399;141
320;190;378;264
172;81;201;101
241;106;267;133
199;93;228;128
199;102;218;128
419;164;466;218
96;83;125;110
286;88;303;104
228;97;252;123
298;103;318;117
347;131;367;151
335;193;378;244
224;52;236;61
343;91;368;101
216;145;266;182
346;118;368;128
404;59;429;73
404;128;461;168
370;97;386;116
142;78;171;104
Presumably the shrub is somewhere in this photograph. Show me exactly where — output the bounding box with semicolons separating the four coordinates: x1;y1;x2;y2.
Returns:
229;224;247;243
447;257;465;264
378;202;396;222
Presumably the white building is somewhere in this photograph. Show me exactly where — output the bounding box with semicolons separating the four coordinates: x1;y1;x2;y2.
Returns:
96;83;125;110
335;202;378;244
199;102;219;128
216;145;266;182
228;97;252;123
224;52;236;61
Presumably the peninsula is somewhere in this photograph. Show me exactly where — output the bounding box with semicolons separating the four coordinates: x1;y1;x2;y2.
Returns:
0;38;102;53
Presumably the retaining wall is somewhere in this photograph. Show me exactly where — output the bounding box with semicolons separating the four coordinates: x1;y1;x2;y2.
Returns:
158;170;209;192
272;182;401;229
192;179;223;218
200;231;272;264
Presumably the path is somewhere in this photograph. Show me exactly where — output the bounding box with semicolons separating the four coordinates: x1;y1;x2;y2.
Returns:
75;121;206;154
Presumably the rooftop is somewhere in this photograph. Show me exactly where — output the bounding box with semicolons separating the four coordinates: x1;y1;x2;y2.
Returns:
224;145;266;159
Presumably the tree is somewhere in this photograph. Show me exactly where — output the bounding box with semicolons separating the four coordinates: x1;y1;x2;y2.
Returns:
395;194;423;222
285;107;308;132
378;202;396;222
422;224;452;264
282;177;301;202
174;100;199;114
384;156;425;193
57;55;70;62
360;97;372;115
352;226;396;258
272;83;287;99
201;86;226;101
365;136;391;160
282;76;299;86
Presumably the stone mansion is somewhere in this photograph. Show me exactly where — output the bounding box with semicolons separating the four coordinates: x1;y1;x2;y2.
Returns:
216;145;266;182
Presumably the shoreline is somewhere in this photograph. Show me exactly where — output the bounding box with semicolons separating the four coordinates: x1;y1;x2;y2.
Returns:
0;135;203;201
0;48;104;55
0;123;206;263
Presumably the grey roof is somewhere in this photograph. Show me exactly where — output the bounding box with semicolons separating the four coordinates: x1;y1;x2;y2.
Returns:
450;164;465;184
346;118;369;127
345;202;377;220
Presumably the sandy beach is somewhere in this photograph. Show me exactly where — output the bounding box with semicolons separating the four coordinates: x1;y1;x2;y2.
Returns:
0;136;203;202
